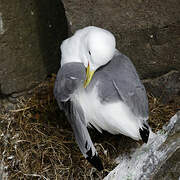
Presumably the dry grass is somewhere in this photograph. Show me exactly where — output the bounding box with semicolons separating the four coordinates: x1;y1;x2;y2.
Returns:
0;75;179;180
148;93;179;132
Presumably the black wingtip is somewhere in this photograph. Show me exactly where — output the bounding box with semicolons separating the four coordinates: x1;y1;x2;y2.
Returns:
139;124;150;143
86;154;104;171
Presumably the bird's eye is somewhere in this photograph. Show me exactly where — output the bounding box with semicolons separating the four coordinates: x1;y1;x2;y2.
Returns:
88;51;91;55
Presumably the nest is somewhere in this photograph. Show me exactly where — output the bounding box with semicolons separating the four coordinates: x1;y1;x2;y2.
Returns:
0;75;179;179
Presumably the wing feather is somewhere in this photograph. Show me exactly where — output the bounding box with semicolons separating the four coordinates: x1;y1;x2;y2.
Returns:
92;51;149;120
54;63;103;171
112;53;149;119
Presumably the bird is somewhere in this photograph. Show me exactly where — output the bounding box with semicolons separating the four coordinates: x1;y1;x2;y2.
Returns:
54;26;150;171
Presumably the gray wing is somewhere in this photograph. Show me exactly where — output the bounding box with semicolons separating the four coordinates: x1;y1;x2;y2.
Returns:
54;62;103;171
90;51;149;120
64;101;103;171
54;62;86;103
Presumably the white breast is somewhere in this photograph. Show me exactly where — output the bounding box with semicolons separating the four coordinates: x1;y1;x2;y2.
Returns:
70;85;141;141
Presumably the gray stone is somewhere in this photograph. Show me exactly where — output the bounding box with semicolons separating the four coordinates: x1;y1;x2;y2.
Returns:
153;149;180;180
143;70;180;104
151;112;180;180
62;0;180;79
0;0;68;95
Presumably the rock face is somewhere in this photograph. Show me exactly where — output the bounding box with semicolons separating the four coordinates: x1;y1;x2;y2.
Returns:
0;0;68;95
62;0;180;79
153;149;180;180
143;70;180;104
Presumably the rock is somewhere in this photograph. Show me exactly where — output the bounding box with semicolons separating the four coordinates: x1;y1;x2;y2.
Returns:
62;0;180;79
0;0;68;95
153;149;180;180
143;70;180;104
105;111;180;180
151;111;180;179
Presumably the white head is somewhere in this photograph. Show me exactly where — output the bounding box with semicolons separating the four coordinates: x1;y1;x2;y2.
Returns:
85;27;116;71
81;27;116;87
61;26;116;87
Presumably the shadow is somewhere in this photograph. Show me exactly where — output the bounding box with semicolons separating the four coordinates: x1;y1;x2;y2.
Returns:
35;0;68;75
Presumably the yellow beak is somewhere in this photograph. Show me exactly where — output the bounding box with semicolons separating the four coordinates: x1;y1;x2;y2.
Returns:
84;64;95;88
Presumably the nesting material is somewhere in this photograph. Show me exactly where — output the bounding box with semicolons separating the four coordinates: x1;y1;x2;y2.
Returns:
0;75;178;179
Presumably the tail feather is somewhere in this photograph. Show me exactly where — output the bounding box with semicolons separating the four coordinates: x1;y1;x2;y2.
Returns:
86;152;103;171
139;123;149;143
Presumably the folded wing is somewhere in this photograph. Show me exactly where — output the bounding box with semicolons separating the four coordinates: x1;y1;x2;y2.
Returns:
54;62;103;171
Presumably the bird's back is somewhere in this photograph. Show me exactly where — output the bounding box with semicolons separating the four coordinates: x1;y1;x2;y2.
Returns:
88;50;148;118
83;51;149;140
